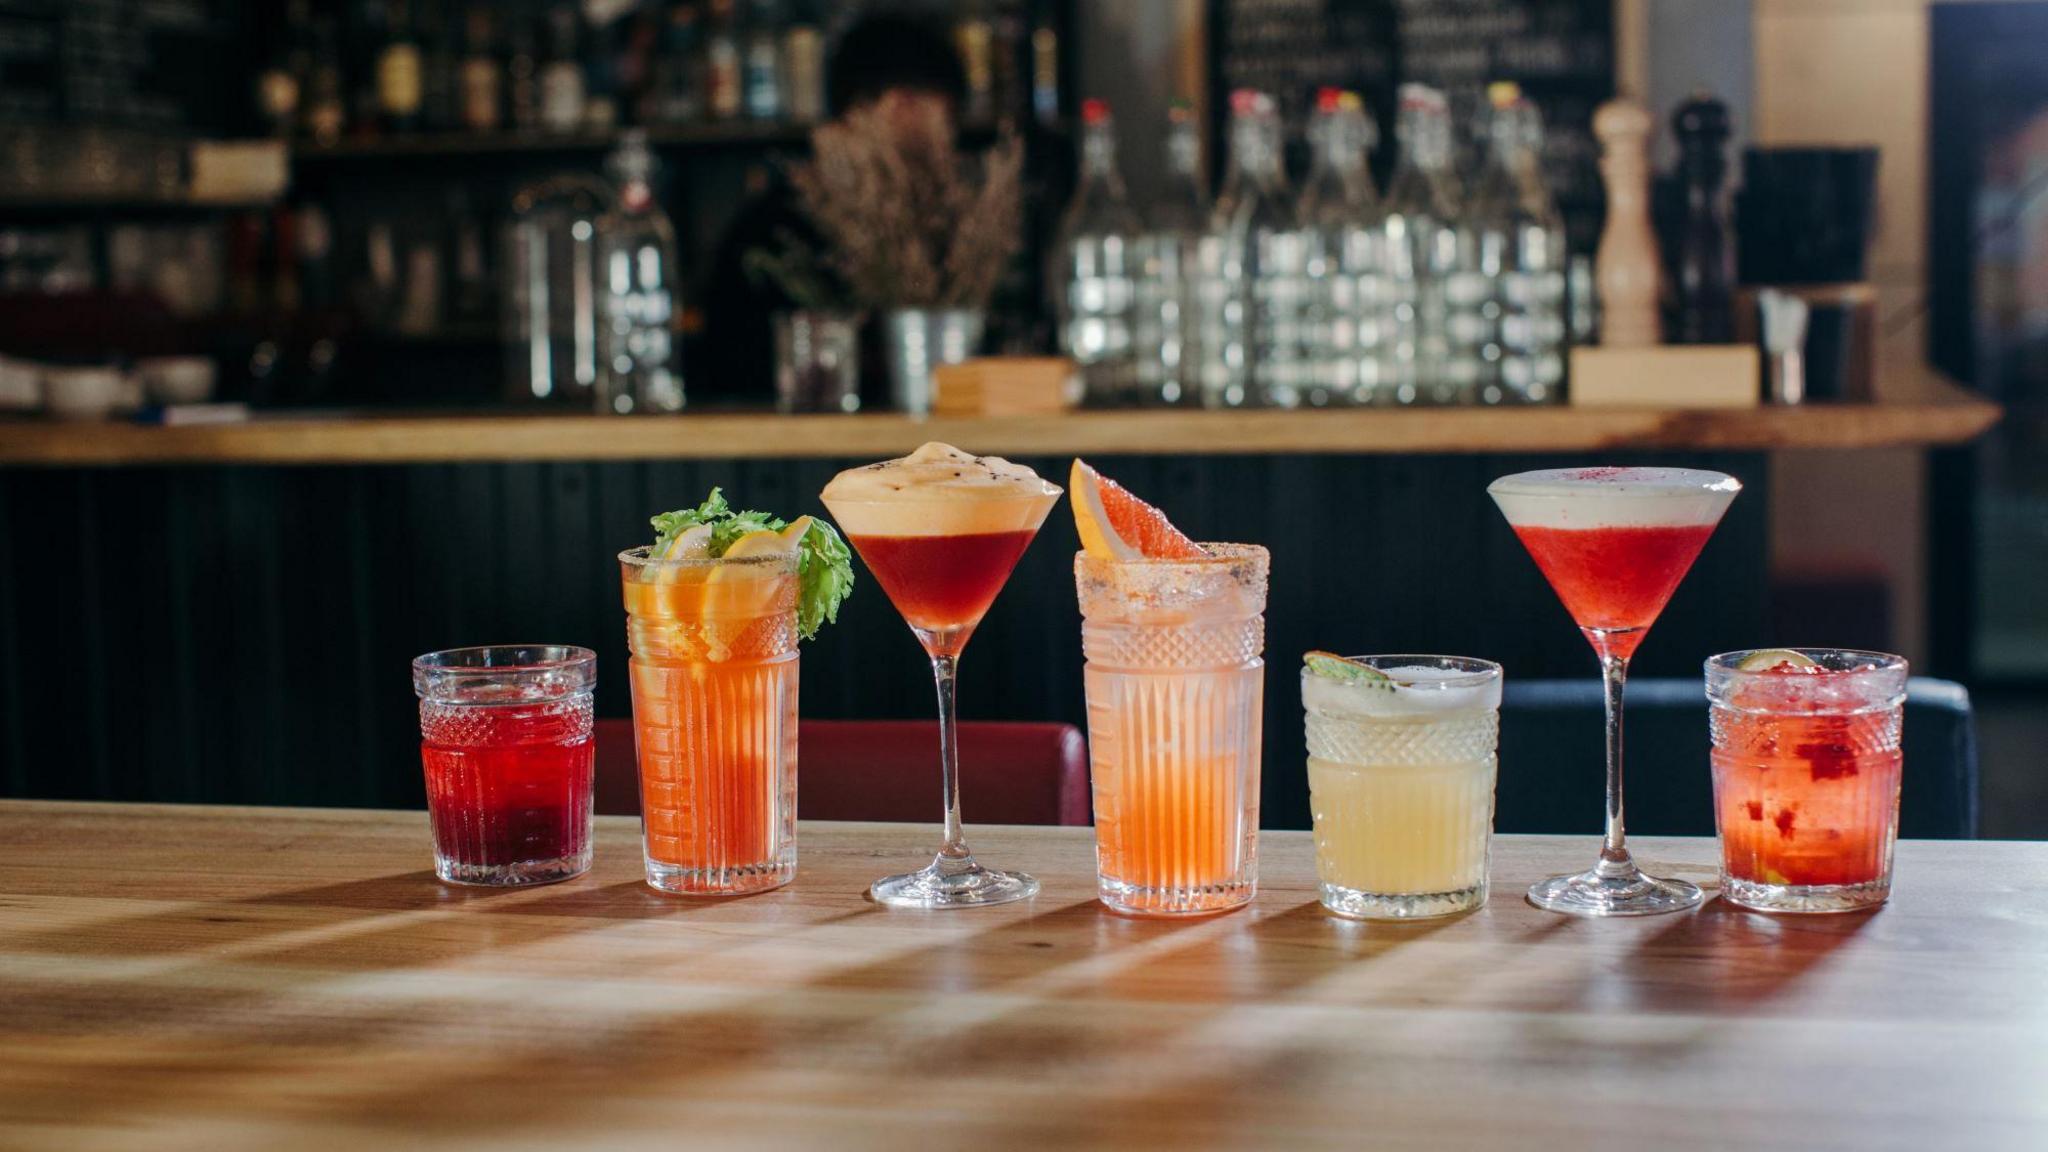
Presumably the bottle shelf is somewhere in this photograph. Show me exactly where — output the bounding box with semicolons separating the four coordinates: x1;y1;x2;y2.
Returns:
289;118;1036;163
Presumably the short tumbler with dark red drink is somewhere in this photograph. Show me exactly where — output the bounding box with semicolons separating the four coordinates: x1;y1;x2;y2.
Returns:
412;646;597;886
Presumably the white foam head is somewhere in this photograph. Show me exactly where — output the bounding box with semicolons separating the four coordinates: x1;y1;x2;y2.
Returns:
820;443;1062;537
1302;660;1503;719
1488;467;1740;530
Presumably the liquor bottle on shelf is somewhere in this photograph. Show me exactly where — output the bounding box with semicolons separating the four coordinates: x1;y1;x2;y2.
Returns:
1031;23;1059;126
420;0;460;132
583;8;621;132
1667;91;1735;344
538;0;587;133
783;1;824;124
1134;101;1207;407
507;3;540;131
742;0;782;122
599;132;685;413
459;4;503;132
1296;88;1385;406
704;0;743;122
1381;83;1460;405
1200;89;1304;409
653;1;705;125
446;187;494;325
1052;99;1142;406
349;0;391;140
305;18;348;144
377;0;426;135
1474;83;1568;403
256;0;310;138
956;1;995;124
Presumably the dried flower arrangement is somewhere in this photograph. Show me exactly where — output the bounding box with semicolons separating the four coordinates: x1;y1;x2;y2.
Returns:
774;99;1025;312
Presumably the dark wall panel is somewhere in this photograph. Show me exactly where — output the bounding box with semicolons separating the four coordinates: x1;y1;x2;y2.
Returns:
0;452;1769;830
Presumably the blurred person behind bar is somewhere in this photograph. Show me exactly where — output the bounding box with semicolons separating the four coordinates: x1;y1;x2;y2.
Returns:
698;11;967;403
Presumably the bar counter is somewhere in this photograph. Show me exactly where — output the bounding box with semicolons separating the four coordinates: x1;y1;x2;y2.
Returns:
0;361;1998;466
0;802;2042;1149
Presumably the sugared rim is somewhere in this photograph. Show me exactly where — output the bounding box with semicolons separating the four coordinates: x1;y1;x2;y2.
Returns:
618;545;800;569
1488;466;1741;498
1307;654;1502;689
1074;541;1268;569
1706;647;1907;675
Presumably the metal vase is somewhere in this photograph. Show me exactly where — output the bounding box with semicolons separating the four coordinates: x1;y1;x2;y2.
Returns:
880;309;984;415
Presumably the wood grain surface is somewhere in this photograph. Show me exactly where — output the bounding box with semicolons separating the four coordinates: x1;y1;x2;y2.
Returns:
0;363;1998;467
0;802;2043;1151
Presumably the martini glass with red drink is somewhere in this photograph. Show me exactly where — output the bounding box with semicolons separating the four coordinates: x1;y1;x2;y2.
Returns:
1489;466;1741;915
822;443;1063;908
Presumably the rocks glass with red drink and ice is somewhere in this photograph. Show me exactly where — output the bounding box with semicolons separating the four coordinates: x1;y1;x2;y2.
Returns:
1706;648;1909;913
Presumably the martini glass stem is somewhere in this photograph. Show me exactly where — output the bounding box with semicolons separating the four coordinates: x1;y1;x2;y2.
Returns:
1599;650;1632;871
930;652;969;861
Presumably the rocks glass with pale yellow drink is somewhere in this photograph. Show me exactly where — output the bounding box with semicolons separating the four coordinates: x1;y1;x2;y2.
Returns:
1303;654;1503;919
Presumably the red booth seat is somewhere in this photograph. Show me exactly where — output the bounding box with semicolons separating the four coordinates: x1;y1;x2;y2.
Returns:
593;718;1090;827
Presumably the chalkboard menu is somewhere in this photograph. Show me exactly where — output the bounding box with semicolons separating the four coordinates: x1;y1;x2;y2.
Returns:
1210;0;1614;247
0;0;238;130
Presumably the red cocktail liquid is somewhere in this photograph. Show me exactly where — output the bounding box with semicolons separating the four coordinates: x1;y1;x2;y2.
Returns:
847;529;1038;649
1510;523;1717;658
421;702;594;868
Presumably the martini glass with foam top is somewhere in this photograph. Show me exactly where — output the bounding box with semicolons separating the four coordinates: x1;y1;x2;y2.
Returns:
1489;466;1740;916
822;443;1062;908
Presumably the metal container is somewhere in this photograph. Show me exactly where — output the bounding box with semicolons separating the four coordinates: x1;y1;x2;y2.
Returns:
880;308;983;414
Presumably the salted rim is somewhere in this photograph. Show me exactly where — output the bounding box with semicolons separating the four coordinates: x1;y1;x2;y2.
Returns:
618;545;800;571
1304;654;1503;690
1074;542;1269;570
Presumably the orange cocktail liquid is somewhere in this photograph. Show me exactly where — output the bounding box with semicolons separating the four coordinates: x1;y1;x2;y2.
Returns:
623;564;799;894
1509;523;1717;657
845;530;1037;636
1712;705;1903;888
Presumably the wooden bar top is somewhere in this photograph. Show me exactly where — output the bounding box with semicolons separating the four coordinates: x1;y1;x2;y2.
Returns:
1;802;2043;1150
0;361;1998;466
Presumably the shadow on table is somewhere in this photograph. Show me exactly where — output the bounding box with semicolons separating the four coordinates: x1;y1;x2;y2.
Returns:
1514;896;1880;1063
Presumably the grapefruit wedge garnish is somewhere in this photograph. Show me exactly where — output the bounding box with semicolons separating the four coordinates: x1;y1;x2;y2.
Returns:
1070;459;1208;561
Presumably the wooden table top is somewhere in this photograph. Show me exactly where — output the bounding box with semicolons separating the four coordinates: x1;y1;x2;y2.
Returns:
0;361;1999;467
2;802;2044;1151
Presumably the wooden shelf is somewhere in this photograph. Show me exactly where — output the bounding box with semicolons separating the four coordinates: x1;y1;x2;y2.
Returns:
0;361;1998;467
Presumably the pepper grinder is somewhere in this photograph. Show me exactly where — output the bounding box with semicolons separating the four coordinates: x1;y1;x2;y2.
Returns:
1668;92;1736;343
1593;100;1662;348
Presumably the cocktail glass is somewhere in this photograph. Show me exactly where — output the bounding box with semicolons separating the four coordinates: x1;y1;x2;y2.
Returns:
411;645;596;887
822;460;1061;908
1706;648;1907;913
1489;466;1741;915
620;546;801;895
1305;656;1502;920
1079;545;1268;916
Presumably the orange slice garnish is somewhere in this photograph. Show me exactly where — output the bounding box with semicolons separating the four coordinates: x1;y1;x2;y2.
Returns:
1070;459;1208;561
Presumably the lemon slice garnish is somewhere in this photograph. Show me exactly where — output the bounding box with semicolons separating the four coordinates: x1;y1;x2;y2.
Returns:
1737;649;1819;672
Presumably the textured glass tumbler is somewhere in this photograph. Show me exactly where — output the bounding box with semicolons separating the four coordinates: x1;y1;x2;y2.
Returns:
413;646;596;887
1079;545;1268;916
1305;656;1502;920
622;546;800;895
1707;649;1907;913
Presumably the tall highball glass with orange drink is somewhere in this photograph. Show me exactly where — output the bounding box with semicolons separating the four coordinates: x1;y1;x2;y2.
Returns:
621;489;853;895
1072;460;1267;916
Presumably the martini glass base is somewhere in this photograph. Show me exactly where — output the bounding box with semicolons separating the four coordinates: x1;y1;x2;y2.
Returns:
1527;865;1703;917
869;854;1040;909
